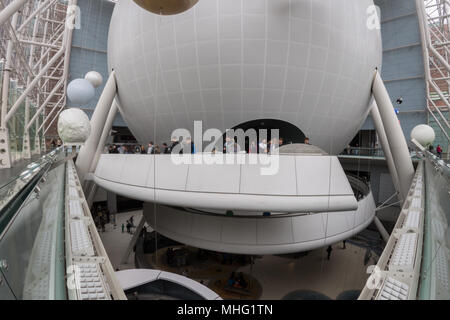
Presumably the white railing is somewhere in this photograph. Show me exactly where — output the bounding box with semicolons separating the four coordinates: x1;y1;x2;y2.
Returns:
65;159;126;300
359;161;425;300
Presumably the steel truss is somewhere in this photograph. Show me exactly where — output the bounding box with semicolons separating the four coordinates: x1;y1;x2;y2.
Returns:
416;0;450;147
0;0;76;168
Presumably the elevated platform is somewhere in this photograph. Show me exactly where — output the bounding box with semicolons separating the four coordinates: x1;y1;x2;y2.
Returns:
93;153;357;213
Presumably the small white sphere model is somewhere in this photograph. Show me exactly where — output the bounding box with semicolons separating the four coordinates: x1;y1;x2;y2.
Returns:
108;0;382;154
57;108;91;144
84;71;103;88
67;78;95;106
411;124;435;147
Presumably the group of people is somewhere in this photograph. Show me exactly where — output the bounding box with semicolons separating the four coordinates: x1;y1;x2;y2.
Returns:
93;205;111;232
224;137;289;154
121;215;135;234
107;136;313;155
429;144;443;158
107;140;176;155
227;272;248;290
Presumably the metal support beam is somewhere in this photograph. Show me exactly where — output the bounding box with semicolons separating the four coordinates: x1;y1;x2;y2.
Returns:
3;47;65;125
0;0;28;27
88;101;118;179
372;70;415;201
25;79;64;131
370;102;403;203
373;216;390;243
76;71;117;184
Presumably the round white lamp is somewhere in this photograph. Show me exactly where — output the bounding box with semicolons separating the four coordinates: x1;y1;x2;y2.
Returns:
67;78;95;106
57;108;91;144
85;71;103;88
411;124;435;147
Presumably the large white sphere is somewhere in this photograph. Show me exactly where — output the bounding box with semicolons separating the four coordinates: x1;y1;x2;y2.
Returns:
108;0;382;154
84;71;103;88
411;124;435;147
67;78;95;106
57;108;91;143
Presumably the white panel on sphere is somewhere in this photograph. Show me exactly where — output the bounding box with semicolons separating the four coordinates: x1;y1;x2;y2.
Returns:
154;155;189;190
325;211;356;237
190;214;222;242
107;0;382;155
119;155;151;186
256;217;294;245
144;156;156;188
330;157;354;195
296;156;330;196
221;218;257;245
240;156;297;195
158;207;192;236
292;214;326;243
96;154;127;182
186;162;240;193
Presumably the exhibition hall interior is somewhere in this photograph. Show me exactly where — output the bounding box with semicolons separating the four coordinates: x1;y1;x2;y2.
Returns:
0;0;449;301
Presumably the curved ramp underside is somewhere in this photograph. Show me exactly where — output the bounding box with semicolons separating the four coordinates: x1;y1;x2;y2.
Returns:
143;191;376;255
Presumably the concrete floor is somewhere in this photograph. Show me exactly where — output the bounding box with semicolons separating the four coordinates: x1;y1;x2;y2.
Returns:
100;209;375;299
99;210;144;271
237;243;373;299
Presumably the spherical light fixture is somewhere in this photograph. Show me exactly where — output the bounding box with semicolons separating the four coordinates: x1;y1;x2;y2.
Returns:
84;71;103;88
57;108;91;144
411;124;435;147
67;78;95;106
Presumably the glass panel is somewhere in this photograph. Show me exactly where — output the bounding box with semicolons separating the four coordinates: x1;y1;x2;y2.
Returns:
0;149;66;299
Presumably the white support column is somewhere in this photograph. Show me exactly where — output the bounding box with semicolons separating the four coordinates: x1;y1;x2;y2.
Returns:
0;13;18;169
0;0;28;27
373;215;390;243
88;101;118;176
76;71;117;184
370;102;403;203
23;12;41;159
372;70;415;201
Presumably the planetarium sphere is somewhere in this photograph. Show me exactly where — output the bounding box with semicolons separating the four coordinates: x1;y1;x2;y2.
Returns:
108;0;382;154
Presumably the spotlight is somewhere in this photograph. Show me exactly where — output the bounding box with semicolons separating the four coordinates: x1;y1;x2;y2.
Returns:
396;97;403;105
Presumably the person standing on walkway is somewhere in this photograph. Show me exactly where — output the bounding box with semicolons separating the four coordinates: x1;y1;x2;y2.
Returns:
326;245;333;260
342;240;346;249
121;223;124;233
436;145;442;158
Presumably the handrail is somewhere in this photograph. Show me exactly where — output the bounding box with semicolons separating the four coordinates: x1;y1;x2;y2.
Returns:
418;151;450;299
0;148;62;238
